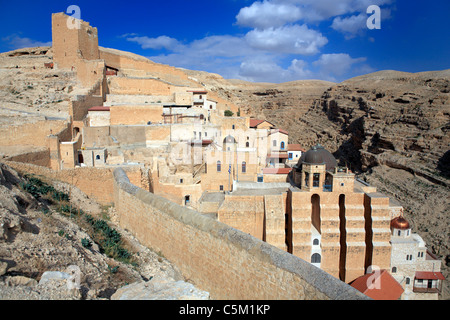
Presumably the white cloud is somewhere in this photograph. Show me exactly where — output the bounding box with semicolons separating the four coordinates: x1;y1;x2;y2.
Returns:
331;13;367;38
236;1;303;29
237;0;394;28
127;35;182;51
245;24;328;55
3;35;51;50
273;0;393;22
238;56;286;81
313;53;369;81
122;0;387;83
237;53;371;83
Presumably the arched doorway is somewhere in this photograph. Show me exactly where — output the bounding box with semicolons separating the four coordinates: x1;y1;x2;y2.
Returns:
78;153;84;164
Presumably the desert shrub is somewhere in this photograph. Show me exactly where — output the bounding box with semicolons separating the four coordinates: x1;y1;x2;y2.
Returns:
20;174;69;202
83;214;130;263
224;110;234;117
81;238;92;248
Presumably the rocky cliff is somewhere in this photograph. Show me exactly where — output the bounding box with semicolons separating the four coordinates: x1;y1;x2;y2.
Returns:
198;69;449;299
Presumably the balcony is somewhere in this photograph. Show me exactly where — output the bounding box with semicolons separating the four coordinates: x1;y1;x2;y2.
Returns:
413;286;440;294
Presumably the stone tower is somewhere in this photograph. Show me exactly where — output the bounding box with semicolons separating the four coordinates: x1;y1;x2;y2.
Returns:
289;144;391;283
51;12;99;70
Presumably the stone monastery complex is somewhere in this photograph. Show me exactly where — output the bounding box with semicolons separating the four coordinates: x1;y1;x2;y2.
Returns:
1;12;444;300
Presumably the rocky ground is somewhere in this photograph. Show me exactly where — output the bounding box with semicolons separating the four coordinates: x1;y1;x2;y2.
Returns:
0;47;77;124
0;163;208;300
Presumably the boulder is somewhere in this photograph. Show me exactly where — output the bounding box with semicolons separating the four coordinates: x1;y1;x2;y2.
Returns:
111;276;209;300
0;261;7;276
38;271;70;285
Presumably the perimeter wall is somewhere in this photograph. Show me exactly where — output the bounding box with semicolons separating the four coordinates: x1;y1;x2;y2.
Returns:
113;167;370;300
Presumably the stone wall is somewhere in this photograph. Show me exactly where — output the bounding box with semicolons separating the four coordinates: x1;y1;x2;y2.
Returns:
108;77;173;96
3;161;145;205
0;119;69;147
3;148;50;168
110;105;163;125
113;167;369;300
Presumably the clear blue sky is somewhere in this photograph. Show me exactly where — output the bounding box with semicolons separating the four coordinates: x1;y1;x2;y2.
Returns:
1;0;449;83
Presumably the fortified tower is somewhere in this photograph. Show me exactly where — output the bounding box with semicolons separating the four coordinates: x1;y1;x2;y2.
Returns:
52;12;100;69
289;144;391;283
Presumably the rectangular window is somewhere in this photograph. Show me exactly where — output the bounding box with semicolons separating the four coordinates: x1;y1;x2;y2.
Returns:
219;185;223;191
289;152;293;160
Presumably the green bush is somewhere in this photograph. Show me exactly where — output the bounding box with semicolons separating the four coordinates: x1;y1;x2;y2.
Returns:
224;110;234;117
107;265;119;274
81;238;92;248
84;214;130;263
20;175;70;202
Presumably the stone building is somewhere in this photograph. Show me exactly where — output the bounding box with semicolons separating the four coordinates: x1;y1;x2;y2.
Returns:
389;215;444;300
214;143;444;298
289;144;391;282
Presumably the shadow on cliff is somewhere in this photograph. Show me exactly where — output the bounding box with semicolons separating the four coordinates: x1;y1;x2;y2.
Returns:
333;117;366;174
437;150;450;178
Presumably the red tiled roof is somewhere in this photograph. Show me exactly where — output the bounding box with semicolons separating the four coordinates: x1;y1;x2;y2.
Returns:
288;144;305;152
350;270;404;300
189;139;213;145
267;153;289;159
88;106;110;112
249;119;265;127
262;168;292;174
249;118;276;128
270;128;288;135
415;271;445;280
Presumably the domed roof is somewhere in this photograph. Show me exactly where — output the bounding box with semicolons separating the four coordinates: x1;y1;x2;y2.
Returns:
390;216;410;230
223;135;236;144
297;144;337;171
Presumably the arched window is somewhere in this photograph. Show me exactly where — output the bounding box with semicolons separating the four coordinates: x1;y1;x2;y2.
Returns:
280;141;285;149
406;277;410;285
246;141;250;148
392;267;397;273
313;238;319;245
95;155;101;160
311;253;321;263
217;161;221;172
242;161;246;173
